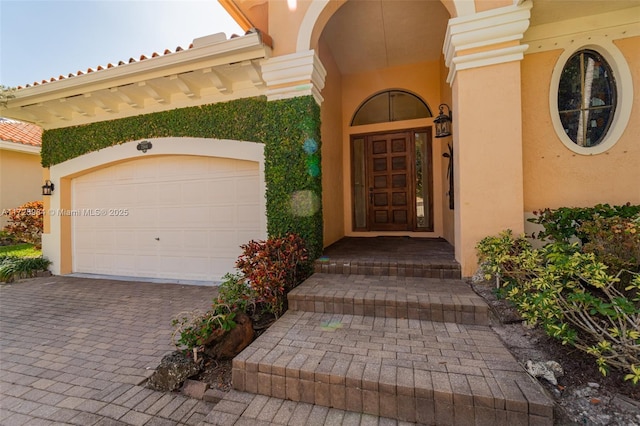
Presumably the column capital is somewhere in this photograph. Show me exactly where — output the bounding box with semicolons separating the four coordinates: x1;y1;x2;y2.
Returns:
261;50;327;104
443;1;532;85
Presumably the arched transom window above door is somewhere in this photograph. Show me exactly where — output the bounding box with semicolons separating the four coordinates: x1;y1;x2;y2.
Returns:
351;90;432;126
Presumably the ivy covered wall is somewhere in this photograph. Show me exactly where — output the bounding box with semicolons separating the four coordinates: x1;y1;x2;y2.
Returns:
41;96;323;259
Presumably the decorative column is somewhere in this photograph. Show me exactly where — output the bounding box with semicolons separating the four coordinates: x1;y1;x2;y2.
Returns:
443;1;532;276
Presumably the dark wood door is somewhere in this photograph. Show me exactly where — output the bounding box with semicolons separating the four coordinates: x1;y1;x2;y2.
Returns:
367;132;413;231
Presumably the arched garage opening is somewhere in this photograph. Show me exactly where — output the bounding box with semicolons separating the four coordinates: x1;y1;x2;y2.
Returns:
44;137;266;283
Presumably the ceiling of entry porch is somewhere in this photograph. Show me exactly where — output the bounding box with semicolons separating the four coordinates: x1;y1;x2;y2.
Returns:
318;0;639;76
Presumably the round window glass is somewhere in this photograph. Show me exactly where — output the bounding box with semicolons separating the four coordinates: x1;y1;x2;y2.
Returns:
558;49;616;148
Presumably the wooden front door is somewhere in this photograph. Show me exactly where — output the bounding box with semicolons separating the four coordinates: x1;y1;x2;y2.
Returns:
367;132;413;231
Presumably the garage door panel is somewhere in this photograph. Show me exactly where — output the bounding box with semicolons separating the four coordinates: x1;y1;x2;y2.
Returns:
133;183;159;205
73;155;262;282
74;253;95;272
207;157;239;175
237;203;261;225
209;206;236;225
135;230;162;250
178;257;210;277
236;175;260;200
157;230;184;248
183;231;209;250
182;181;209;204
113;254;136;273
157;183;182;205
157;207;207;228
126;208;158;229
208;179;236;200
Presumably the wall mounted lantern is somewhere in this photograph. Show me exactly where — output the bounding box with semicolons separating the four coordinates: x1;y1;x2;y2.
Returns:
137;140;153;153
434;104;452;138
42;180;55;196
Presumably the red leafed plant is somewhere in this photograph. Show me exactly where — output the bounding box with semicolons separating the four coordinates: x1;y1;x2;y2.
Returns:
3;201;44;248
236;234;310;317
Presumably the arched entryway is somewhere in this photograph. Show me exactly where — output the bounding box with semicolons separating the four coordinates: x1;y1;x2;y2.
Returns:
307;0;453;244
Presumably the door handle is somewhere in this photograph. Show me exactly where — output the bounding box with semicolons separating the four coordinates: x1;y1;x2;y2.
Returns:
369;187;374;204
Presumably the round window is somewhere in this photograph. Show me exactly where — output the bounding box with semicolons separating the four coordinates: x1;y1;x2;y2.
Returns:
557;49;616;148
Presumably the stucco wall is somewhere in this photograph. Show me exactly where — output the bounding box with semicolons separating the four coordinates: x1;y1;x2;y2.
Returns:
439;57;455;245
0;149;43;228
340;60;445;237
522;35;640;212
318;40;345;247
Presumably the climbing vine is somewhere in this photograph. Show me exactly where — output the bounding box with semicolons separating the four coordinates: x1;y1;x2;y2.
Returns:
42;96;323;259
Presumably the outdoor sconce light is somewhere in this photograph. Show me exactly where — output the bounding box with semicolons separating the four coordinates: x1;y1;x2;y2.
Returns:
434;104;452;138
137;140;153;153
42;180;55;196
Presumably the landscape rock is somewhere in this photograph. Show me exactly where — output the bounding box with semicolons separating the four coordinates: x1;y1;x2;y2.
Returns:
146;351;202;392
525;360;564;385
204;312;254;360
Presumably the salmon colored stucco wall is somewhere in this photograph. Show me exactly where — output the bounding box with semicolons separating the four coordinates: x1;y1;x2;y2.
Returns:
439;58;455;245
0;149;43;228
340;60;445;237
454;60;525;277
318;40;345;247
268;0;312;56
522;36;640;212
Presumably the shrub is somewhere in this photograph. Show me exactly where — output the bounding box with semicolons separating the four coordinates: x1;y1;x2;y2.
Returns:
529;203;640;243
0;255;51;283
580;214;640;273
171;309;236;360
3;201;44;247
171;273;259;358
477;231;640;383
0;231;16;246
215;272;257;314
236;233;310;317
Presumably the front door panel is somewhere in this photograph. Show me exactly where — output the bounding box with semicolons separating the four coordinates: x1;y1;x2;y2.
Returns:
367;132;413;231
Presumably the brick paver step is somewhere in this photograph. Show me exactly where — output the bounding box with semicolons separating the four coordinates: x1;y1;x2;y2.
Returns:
314;257;461;279
288;274;489;326
232;311;553;425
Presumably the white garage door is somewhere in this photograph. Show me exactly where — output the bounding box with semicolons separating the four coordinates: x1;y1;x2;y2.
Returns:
72;156;262;282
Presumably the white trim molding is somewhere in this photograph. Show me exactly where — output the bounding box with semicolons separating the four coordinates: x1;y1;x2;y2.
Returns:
0;141;41;155
443;1;532;84
296;0;331;52
261;50;327;104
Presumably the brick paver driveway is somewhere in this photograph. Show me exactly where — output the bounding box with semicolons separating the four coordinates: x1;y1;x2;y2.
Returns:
0;276;217;425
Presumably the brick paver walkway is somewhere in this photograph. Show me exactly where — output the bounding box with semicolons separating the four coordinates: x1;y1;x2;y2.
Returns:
0;276;217;425
0;276;412;426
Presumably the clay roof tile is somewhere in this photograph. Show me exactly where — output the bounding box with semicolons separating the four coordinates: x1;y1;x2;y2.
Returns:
0;118;43;147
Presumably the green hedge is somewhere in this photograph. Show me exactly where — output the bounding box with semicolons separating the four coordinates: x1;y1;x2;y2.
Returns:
42;96;323;259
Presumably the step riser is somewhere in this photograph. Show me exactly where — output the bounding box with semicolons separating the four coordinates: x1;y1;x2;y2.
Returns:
231;311;554;425
231;368;552;425
314;261;461;279
287;274;490;326
288;298;488;326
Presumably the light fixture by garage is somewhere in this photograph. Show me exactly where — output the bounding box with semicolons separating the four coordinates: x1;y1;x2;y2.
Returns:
42;180;55;196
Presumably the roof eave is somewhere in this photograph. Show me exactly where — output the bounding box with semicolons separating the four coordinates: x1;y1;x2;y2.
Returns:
0;140;41;155
6;32;269;108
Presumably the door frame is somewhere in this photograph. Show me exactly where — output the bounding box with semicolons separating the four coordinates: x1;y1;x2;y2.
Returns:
350;127;433;232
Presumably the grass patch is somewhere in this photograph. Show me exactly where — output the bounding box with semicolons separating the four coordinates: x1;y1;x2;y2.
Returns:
0;243;41;258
